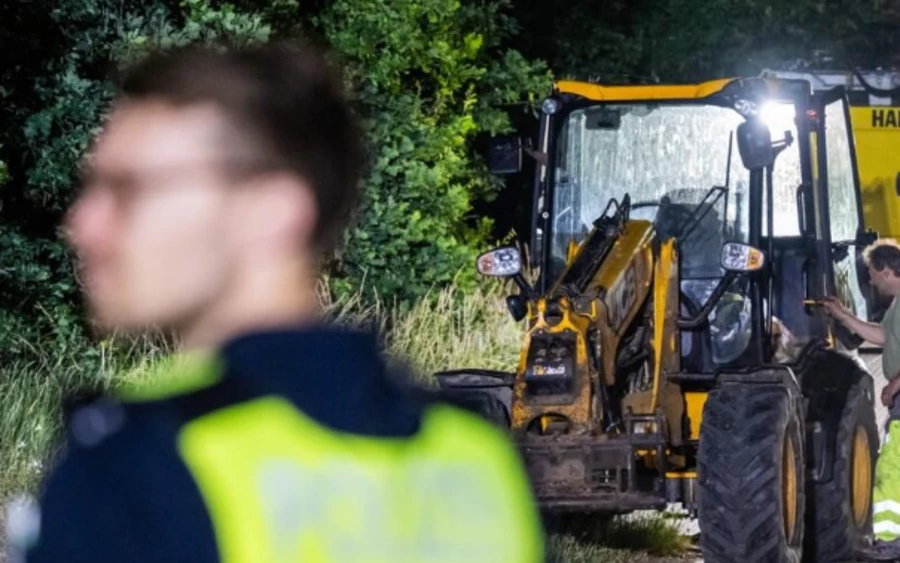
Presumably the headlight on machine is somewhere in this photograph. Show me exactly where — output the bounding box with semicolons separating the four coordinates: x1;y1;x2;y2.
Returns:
541;97;561;115
476;246;522;277
734;99;758;117
720;242;765;272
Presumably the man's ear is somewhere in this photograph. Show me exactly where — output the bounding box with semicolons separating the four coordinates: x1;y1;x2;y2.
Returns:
229;173;317;253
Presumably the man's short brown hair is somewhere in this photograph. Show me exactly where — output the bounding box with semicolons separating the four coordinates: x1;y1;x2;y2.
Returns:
120;42;364;252
863;239;900;277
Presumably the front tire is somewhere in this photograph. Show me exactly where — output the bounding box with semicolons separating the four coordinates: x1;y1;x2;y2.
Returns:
698;383;805;563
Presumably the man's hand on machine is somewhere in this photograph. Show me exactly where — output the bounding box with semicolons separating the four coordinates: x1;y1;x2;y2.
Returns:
817;296;849;320
882;376;900;408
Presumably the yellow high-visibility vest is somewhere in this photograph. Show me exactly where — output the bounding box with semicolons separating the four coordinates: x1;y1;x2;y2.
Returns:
126;354;545;563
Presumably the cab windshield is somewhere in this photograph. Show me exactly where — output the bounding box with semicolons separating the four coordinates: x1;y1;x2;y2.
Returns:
549;101;802;365
550;102;801;281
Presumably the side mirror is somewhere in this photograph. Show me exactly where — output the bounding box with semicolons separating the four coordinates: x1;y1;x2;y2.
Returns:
737;119;775;170
476;246;522;277
487;135;523;175
721;242;765;272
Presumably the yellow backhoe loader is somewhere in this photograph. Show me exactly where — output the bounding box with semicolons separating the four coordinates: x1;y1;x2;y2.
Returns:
437;77;879;563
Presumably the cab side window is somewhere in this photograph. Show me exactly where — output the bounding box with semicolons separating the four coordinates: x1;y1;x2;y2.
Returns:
825;100;868;321
825;101;859;242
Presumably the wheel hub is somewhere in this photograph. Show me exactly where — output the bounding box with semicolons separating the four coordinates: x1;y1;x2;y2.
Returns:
852;425;873;527
783;432;799;541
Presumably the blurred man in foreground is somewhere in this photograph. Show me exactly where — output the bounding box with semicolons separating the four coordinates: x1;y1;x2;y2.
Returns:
10;44;544;562
825;239;900;560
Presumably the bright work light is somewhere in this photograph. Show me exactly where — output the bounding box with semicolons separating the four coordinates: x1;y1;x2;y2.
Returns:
760;102;796;139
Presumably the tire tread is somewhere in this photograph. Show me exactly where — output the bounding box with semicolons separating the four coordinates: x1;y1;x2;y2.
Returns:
698;383;804;563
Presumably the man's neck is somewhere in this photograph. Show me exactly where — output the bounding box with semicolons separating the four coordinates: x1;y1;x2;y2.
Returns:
180;260;319;351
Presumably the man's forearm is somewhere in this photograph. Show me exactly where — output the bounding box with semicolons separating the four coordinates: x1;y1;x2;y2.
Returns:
838;312;885;345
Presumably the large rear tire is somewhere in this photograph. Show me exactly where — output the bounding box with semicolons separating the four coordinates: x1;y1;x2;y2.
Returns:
805;377;877;562
698;383;805;563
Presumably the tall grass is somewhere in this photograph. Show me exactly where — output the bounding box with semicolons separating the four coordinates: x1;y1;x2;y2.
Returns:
0;363;80;495
0;281;687;561
0;282;522;501
370;283;524;377
0;344;166;500
547;534;690;563
550;514;691;559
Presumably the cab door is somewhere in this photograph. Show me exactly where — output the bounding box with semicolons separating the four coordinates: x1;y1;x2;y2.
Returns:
814;88;875;338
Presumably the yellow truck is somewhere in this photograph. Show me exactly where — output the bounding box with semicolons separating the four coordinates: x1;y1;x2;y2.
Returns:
762;69;900;239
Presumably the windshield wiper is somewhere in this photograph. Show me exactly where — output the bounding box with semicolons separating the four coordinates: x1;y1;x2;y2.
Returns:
673;131;734;241
675;185;728;241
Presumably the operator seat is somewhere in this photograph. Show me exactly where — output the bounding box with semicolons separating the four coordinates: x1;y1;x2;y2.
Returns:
655;189;746;369
654;189;724;279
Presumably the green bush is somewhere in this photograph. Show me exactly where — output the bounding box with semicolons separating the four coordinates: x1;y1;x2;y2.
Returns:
0;0;547;363
0;0;280;364
319;0;548;302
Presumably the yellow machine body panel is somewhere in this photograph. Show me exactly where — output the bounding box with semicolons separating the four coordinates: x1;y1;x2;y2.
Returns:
512;220;657;435
561;219;655;388
512;293;595;433
684;391;709;442
850;106;900;239
620;237;684;445
556;79;735;102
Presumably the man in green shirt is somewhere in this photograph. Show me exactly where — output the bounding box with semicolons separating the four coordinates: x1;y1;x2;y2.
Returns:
826;240;900;406
825;239;900;559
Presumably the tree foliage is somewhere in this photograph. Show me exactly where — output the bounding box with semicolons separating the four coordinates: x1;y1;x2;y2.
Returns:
0;0;547;360
0;0;282;360
2;0;898;362
514;0;900;81
319;0;548;300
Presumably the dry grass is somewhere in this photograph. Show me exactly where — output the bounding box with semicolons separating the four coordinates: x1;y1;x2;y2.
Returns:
548;514;691;559
317;279;524;377
0;281;522;500
380;283;524;377
0;281;689;561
